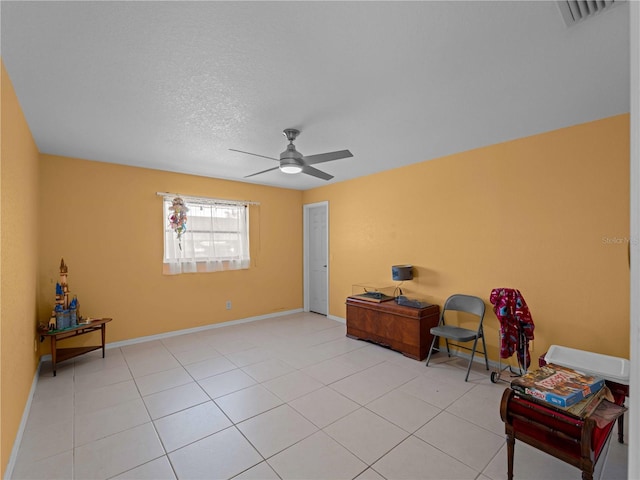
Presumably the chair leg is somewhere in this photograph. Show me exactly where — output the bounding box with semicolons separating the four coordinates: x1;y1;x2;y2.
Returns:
465;337;479;381
425;334;438;366
481;334;489;371
445;338;451;357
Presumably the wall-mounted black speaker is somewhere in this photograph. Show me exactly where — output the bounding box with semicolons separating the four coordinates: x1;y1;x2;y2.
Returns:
392;264;413;281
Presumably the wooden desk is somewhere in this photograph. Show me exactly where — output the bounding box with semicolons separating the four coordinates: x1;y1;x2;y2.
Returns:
346;297;439;360
39;318;112;376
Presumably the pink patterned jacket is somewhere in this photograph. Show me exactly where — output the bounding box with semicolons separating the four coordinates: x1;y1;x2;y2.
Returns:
490;288;535;368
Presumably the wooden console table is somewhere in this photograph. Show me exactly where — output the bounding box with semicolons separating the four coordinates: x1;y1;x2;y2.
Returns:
346;297;439;360
39;318;112;376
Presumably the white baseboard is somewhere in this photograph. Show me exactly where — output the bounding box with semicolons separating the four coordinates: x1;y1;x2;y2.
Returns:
39;308;304;362
107;308;304;350
426;345;527;374
4;357;46;480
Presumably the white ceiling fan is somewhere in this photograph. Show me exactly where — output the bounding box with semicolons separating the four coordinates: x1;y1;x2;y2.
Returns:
230;129;353;181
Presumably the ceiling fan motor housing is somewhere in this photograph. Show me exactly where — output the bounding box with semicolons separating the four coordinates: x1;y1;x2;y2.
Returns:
280;132;304;173
280;143;303;162
280;144;303;173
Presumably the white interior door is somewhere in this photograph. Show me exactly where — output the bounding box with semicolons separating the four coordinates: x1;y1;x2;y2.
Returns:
305;202;328;315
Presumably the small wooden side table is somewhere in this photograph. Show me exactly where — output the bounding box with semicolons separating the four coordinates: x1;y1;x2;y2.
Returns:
500;387;625;480
39;318;112;376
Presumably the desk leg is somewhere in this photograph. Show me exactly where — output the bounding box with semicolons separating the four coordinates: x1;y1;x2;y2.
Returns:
101;324;106;358
51;336;57;377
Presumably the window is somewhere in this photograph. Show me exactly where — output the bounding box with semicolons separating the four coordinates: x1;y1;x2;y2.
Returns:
162;196;251;275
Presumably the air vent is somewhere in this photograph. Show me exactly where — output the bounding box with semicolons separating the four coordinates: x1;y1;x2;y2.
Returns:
557;0;625;26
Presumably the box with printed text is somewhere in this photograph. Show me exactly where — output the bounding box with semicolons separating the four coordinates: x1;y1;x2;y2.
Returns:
510;363;605;408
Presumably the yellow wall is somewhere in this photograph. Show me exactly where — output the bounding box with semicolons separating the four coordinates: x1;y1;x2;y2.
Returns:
0;61;41;478
38;155;304;345
303;114;630;363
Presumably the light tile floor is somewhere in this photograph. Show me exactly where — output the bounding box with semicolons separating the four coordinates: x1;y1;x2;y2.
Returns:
10;312;628;480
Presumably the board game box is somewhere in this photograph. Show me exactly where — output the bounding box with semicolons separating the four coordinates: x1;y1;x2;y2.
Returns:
510;363;605;408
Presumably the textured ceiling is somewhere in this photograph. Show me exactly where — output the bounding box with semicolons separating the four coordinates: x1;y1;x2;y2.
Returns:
0;1;630;190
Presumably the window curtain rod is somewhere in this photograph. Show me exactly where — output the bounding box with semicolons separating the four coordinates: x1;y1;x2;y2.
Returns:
156;192;260;207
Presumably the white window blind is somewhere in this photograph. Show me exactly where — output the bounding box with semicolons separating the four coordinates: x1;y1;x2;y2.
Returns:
161;194;252;275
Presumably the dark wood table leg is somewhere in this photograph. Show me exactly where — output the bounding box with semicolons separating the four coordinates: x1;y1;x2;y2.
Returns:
618;413;624;443
51;335;57;377
101;324;106;358
506;430;515;480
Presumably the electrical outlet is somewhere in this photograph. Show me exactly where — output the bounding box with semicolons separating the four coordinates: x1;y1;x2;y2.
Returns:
226;300;232;310
34;338;38;352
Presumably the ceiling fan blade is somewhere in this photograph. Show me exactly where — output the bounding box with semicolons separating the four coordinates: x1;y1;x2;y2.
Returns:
244;166;280;178
229;149;279;162
303;150;353;165
302;165;334;181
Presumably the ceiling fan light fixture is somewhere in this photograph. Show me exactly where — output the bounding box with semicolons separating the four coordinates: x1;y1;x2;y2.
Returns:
280;152;303;174
280;164;303;174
